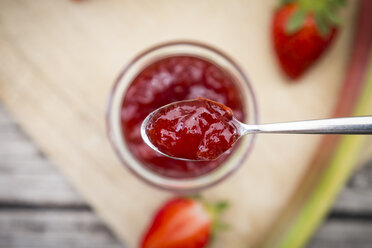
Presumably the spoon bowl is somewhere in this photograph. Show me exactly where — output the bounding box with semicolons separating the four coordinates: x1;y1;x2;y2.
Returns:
140;103;203;161
140;99;220;162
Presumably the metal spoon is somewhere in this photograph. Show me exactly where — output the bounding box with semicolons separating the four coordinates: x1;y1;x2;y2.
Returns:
141;102;372;161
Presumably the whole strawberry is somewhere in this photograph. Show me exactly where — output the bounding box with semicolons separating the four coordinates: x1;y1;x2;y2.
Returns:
272;0;347;80
140;197;228;248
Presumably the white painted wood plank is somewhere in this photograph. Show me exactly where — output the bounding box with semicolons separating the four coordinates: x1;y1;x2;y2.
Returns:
0;105;84;205
309;219;372;248
333;161;372;213
0;105;12;125
0;210;125;248
334;188;372;213
0;174;84;206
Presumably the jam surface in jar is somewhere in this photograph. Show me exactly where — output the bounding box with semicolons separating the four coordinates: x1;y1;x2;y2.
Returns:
145;98;240;161
121;56;245;178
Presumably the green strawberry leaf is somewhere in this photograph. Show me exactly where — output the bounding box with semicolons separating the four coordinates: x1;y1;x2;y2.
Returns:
213;221;230;231
215;201;229;213
286;8;307;34
187;194;202;200
205;199;230;243
334;0;347;7
279;0;297;5
324;7;341;25
281;0;347;36
315;12;331;36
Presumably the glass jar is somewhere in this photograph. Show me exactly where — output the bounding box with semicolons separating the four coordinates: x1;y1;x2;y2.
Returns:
106;41;258;193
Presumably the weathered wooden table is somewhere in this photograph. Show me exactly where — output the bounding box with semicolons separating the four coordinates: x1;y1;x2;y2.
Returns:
1;103;372;248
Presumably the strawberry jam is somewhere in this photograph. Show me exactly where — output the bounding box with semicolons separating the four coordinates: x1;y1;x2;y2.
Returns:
121;56;244;178
145;98;240;161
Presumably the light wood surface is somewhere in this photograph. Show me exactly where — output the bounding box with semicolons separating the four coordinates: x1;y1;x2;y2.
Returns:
1;104;372;248
0;0;362;247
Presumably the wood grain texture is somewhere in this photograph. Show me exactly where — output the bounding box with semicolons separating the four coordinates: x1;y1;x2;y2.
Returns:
334;160;372;213
0;107;84;206
0;0;363;247
0;211;124;248
309;219;372;248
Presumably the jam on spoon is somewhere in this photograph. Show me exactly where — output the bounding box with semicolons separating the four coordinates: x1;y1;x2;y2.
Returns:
143;99;372;161
144;98;240;161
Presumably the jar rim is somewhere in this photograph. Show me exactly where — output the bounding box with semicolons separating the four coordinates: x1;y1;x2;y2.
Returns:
106;41;259;193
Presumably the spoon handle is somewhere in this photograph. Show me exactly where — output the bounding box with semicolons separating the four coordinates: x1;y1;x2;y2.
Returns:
241;116;372;135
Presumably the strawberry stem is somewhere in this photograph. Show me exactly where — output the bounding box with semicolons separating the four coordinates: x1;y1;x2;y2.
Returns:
282;0;347;36
202;199;230;241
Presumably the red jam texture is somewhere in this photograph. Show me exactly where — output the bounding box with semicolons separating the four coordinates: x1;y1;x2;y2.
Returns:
121;56;245;178
146;98;240;161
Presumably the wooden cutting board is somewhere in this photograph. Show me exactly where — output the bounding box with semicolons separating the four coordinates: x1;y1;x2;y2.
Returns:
0;0;358;247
